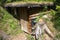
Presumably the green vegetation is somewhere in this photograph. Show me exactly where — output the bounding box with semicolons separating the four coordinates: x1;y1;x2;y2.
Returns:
0;0;55;4
52;6;60;31
0;0;60;40
55;0;60;5
55;33;60;40
52;6;60;40
26;34;34;40
0;7;23;35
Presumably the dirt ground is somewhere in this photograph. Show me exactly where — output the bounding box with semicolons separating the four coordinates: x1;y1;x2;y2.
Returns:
9;33;27;40
9;33;53;40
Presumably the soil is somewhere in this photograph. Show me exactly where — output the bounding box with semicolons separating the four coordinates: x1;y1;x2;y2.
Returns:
9;33;27;40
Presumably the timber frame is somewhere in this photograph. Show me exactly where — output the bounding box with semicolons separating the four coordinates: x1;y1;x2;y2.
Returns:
5;2;56;33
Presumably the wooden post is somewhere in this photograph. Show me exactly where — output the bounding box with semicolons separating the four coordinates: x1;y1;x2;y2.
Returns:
19;7;29;33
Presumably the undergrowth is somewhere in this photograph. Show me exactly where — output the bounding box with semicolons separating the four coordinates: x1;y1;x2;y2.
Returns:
0;6;23;35
26;34;34;40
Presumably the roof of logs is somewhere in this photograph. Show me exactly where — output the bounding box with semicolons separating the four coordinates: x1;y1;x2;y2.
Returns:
5;2;54;7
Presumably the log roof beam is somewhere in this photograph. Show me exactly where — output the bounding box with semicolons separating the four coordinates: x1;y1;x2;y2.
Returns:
4;2;54;7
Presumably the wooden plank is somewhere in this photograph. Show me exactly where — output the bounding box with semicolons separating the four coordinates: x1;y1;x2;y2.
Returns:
29;11;51;17
19;7;29;33
29;13;39;17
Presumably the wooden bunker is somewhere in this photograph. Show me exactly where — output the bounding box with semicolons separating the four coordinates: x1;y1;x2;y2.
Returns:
5;2;56;33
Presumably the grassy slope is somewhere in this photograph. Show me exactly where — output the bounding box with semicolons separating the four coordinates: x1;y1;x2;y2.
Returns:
0;0;60;39
0;6;23;35
53;6;60;39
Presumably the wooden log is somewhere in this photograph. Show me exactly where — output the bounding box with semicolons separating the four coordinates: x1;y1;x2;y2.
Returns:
29;11;51;17
4;2;54;7
34;18;54;39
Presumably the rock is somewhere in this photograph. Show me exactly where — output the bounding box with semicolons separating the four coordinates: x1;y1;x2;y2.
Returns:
0;30;9;40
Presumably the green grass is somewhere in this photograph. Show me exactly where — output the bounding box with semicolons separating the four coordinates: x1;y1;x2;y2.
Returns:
0;0;55;3
26;34;34;40
52;6;60;31
14;0;55;2
0;6;23;35
54;33;60;40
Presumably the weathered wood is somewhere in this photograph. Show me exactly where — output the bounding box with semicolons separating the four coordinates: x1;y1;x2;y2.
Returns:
29;11;51;17
29;13;39;17
19;7;28;33
5;2;54;7
34;19;54;40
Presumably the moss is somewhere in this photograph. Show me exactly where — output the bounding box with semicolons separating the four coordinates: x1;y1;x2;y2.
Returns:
54;33;60;40
26;34;34;40
0;7;23;35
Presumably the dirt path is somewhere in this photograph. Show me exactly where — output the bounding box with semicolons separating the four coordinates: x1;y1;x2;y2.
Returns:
9;33;27;40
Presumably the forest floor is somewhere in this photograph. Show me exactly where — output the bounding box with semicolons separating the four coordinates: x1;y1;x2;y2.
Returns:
9;32;27;40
